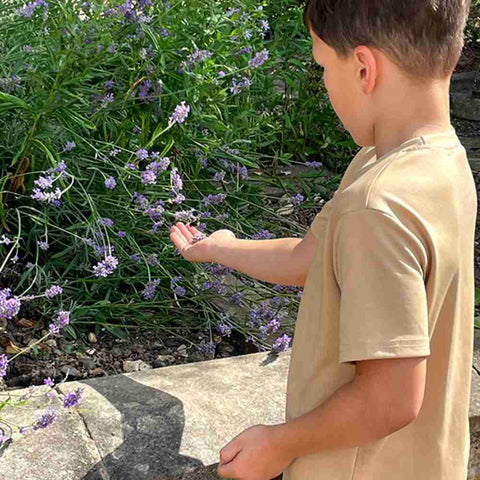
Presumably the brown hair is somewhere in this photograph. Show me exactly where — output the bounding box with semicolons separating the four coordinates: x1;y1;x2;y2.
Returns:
303;0;472;78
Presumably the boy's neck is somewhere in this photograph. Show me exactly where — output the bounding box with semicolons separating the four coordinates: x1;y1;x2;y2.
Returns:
372;77;452;160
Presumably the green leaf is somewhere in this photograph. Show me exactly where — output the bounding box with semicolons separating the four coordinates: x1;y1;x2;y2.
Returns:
63;325;77;340
475;287;480;306
0;397;11;412
160;136;175;157
0;92;30;112
104;324;128;339
57;108;96;130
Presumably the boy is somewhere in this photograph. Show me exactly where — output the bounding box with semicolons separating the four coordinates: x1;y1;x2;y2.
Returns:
170;0;477;478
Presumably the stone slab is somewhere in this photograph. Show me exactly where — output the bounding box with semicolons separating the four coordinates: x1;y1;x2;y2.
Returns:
469;158;480;172
0;385;106;480
452;97;480;121
460;137;480;150
2;342;480;480
451;71;478;100
56;351;290;480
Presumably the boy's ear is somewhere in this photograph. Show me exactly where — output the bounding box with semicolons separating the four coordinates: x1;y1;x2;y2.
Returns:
353;46;378;95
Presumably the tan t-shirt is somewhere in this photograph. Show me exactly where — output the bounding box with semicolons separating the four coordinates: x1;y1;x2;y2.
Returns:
283;128;477;480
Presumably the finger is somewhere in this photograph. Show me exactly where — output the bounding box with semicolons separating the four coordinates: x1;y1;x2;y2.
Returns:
169;231;190;253
175;222;193;243
186;224;203;236
217;459;237;479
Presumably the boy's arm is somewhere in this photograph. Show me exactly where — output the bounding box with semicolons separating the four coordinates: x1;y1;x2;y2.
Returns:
270;360;424;463
212;229;318;287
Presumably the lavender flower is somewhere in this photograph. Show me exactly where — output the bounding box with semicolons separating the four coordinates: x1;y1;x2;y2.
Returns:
48;310;70;335
141;169;157;185
213;171;226;182
32;407;59;431
203;193;227;207
0;234;11;245
54;161;67;174
43;377;55;387
187;48;213;66
23;45;32;53
135;149;149;160
230;76;251;95
168;101;190;126
229;291;244;305
272;334;291;353
131;254;140;262
0;354;8;378
99;217;114;227
16;0;49;19
63;387;85;408
63;141;76;152
252;229;275;240
249;49;269;69
37;240;49;250
117;231;126;238
34;175;54;190
45;285;63;298
197;341;216;355
0;288;21;320
290;193;305;205
109;148;121;157
216;323;232;337
142;279;161;300
306;161;323;168
93;255;119;277
34;188;62;204
105;176;116;190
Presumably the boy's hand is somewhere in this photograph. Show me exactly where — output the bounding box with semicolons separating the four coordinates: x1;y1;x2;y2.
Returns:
217;424;294;480
169;222;235;263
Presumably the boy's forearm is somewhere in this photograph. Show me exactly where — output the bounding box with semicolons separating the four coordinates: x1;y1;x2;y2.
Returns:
271;380;413;462
212;237;304;286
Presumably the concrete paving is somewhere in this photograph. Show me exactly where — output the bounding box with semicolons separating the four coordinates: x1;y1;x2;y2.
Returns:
1;333;480;480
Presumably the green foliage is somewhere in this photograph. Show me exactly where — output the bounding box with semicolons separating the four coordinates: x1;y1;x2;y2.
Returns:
0;0;351;352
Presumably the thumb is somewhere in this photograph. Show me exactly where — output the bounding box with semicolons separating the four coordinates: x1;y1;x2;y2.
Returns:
219;441;240;465
218;445;241;478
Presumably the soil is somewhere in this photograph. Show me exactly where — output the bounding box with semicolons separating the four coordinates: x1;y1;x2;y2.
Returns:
2;48;480;394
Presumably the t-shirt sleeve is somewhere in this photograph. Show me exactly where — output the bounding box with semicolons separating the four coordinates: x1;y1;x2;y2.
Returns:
334;208;431;366
310;197;336;239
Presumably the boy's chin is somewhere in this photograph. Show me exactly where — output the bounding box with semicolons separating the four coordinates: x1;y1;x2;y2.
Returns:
348;127;375;148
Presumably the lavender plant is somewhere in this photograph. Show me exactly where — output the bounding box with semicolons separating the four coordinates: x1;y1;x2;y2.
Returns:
0;0;352;394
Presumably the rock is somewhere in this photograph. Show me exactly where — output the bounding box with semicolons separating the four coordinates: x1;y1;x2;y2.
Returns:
153;355;176;368
450;71;478;100
87;332;97;344
59;365;82;378
81;358;96;370
164;337;182;347
452;98;480;121
85;348;96;356
122;360;152;373
111;346;122;356
188;352;205;362
217;342;235;357
27;338;40;348
45;339;57;348
176;344;187;357
469;158;480;172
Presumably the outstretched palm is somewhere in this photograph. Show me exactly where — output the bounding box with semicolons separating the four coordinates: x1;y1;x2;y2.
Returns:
169;222;236;263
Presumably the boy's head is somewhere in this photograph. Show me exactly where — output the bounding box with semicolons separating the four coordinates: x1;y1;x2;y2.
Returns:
304;0;472;146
